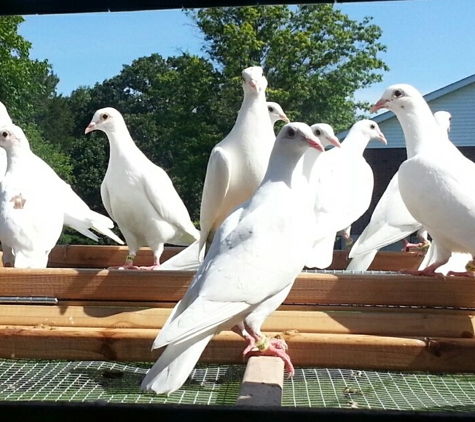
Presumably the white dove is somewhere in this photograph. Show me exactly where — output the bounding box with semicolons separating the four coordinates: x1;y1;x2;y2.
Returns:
346;110;454;272
140;122;324;395
0;124;65;268
198;66;276;260
305;120;387;270
266;101;290;127
85;107;199;270
371;84;475;276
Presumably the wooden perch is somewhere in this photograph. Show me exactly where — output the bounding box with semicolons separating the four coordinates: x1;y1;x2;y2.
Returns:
236;357;284;406
2;326;475;373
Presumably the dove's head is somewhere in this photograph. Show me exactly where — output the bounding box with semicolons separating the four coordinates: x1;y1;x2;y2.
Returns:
267;102;290;125
0;102;13;127
370;84;423;114
351;120;388;145
242;66;267;95
310;123;341;149
276;122;324;153
434;110;452;133
85;107;123;134
0;124;29;153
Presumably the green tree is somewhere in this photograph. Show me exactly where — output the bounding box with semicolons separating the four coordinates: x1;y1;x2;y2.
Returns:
189;4;389;131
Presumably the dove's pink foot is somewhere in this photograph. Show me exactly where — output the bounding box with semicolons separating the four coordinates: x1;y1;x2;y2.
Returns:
137;263;161;270
401;239;430;253
399;262;445;277
446;259;475;277
243;334;295;377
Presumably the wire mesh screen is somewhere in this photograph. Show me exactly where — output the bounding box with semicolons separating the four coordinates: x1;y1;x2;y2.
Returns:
2;359;475;412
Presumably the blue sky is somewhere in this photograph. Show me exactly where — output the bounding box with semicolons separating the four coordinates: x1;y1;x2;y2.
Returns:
17;0;475;105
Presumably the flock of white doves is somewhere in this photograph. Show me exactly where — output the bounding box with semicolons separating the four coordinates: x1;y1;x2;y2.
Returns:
0;65;474;394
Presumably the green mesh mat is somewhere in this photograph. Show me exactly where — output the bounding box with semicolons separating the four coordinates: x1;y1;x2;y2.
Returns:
1;359;475;412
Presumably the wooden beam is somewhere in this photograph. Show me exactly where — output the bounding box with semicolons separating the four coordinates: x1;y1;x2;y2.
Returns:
0;305;474;338
0;269;475;308
43;246;422;271
236;357;284;406
2;326;475;373
46;245;185;268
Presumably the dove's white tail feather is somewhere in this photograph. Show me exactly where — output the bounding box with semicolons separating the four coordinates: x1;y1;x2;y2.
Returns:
64;212;124;245
14;250;49;268
141;331;214;395
158;240;201;271
346;249;378;271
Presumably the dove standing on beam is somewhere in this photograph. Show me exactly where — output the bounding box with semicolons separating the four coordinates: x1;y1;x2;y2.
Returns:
141;122;324;395
371;84;475;277
198;66;276;260
85;107;199;270
346;110;453;272
305;120;387;270
0;125;65;268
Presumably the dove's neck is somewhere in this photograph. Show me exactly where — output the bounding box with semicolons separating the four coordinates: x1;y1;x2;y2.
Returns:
106;122;141;159
393;101;443;158
341;131;371;156
264;142;319;191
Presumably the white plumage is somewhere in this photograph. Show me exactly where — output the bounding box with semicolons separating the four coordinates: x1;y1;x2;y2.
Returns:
266;101;290;127
371;84;475;276
0;124;65;268
305;120;387;269
85;107;199;270
347;110;453;272
198;66;276;259
141;122;324;395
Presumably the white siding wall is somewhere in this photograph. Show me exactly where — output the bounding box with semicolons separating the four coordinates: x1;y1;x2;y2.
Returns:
367;82;475;149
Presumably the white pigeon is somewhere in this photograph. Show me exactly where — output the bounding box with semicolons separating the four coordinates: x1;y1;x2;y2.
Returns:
85;107;199;270
0;102;12;182
266;101;290;127
0;124;65;268
305;120;387;270
140;122;324;395
198;66;276;260
0;102;124;267
346;110;453;272
371;84;475;276
158;100;289;273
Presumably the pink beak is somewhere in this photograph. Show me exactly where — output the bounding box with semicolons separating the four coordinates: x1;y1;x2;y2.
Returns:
370;99;388;113
328;136;341;148
84;122;96;134
306;137;324;152
281;114;290;124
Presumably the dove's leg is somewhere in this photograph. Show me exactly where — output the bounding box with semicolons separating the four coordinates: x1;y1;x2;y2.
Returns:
108;254;141;270
137;244;164;270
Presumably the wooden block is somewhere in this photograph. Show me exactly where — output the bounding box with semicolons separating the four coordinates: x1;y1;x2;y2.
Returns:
236;357;284;406
330;250;423;271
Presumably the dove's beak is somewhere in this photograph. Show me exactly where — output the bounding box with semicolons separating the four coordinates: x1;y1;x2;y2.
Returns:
328;135;341;148
377;131;388;145
306;136;324;152
370;99;388;113
281;114;290;124
84;122;96;134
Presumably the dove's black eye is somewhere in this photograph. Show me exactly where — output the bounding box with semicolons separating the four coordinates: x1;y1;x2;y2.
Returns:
1;132;7;138
314;129;321;136
370;124;376;129
394;89;403;98
268;106;274;112
102;114;109;120
287;127;296;138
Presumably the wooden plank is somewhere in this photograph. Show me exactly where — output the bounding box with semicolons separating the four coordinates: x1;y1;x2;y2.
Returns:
44;245;424;271
46;245;185;268
236;357;284;406
0;269;475;308
1;305;474;338
2;326;475;372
